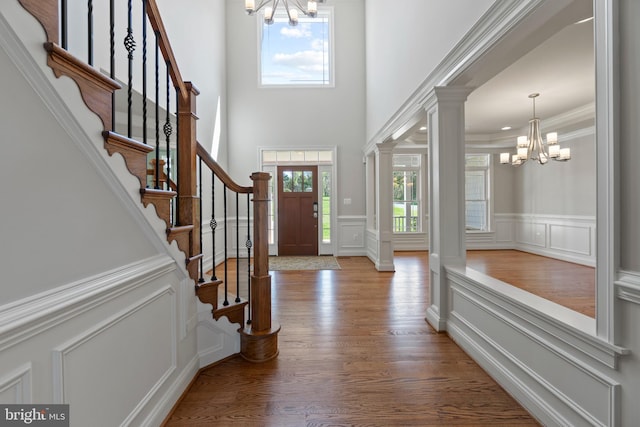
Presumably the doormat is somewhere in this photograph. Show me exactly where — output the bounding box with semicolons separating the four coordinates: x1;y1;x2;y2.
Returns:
269;256;341;271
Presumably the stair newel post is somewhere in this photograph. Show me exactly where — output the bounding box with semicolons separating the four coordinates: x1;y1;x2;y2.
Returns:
246;193;252;324
239;172;280;363
177;82;201;280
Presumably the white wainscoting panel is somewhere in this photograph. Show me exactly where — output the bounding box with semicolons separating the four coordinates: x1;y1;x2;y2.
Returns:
549;224;592;256
0;255;175;353
495;219;514;243
486;214;596;267
337;216;366;256
515;221;547;248
393;232;428;251
446;267;627;427
0;364;31;404
52;286;176;424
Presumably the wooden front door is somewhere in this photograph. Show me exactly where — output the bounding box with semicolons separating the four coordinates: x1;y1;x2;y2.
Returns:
278;166;318;256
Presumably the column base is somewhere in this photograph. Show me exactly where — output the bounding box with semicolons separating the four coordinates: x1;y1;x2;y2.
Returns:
239;323;281;363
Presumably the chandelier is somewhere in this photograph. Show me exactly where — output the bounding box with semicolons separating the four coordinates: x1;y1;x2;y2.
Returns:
245;0;325;26
500;93;571;166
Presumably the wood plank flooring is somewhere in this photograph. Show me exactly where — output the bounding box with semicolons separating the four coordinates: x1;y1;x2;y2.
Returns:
165;252;549;426
467;250;595;317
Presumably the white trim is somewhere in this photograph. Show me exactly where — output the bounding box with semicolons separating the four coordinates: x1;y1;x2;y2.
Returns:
594;0;619;342
259;146;338;256
0;255;176;352
52;286;177;405
338;215;367;256
137;354;199;427
446;267;629;369
0;364;32;404
615;271;640;306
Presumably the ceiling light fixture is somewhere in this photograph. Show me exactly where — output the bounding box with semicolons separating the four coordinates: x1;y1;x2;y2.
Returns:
500;93;571;166
245;0;325;26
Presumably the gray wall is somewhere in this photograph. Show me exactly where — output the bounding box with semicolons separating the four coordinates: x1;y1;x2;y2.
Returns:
364;0;494;143
0;45;157;304
619;0;640;271
509;132;597;216
225;0;366;215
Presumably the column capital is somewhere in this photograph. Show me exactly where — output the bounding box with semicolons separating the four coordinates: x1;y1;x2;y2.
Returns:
375;141;397;154
424;85;475;110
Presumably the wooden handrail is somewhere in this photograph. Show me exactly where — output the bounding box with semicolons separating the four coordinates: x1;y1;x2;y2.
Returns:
197;143;254;194
145;0;188;101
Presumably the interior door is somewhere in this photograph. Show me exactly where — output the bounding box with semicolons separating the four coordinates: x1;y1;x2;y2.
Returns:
278;166;318;256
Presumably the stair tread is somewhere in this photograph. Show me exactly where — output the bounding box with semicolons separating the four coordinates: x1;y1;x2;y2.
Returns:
103;131;153;154
44;42;121;91
140;188;177;197
167;225;193;233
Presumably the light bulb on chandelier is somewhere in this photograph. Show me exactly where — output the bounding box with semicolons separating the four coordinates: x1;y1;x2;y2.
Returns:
245;0;324;26
500;93;571;166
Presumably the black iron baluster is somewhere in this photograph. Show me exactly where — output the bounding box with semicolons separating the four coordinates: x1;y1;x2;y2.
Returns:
210;174;218;281
164;61;172;190
198;158;204;283
109;0;115;130
163;62;173;222
154;31;160;189
61;0;68;49
223;185;229;306
142;0;147;145
124;0;136;138
87;0;93;65
174;87;179;224
235;193;241;303
246;193;252;324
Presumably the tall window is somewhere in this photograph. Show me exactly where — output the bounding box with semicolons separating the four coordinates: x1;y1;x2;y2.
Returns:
393;154;421;233
465;154;490;231
321;171;331;243
259;10;333;87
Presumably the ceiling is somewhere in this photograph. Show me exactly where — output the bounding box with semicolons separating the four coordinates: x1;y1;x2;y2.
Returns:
404;0;594;146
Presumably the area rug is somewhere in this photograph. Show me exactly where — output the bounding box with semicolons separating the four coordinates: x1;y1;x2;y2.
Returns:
269;256;341;271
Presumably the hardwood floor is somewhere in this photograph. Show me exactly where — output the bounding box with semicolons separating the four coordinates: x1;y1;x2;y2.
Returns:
164;252;544;426
466;250;595;317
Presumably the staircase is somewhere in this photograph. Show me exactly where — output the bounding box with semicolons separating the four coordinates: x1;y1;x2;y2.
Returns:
17;0;279;362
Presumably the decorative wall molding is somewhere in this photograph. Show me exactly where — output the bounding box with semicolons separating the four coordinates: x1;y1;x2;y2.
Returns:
0;255;175;353
52;286;177;423
480;213;597;267
337;216;367;256
446;267;627;426
137;354;199;427
446;267;628;369
615;271;640;306
448;317;620;427
393;232;428;251
0;364;32;404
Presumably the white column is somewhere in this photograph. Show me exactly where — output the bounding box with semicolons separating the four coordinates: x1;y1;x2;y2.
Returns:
425;86;473;331
374;142;396;271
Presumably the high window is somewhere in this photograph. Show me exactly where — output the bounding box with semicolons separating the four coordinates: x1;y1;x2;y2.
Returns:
393;154;421;233
259;9;333;87
465;154;491;231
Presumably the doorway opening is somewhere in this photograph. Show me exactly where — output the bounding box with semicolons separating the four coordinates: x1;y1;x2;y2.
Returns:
260;148;336;256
